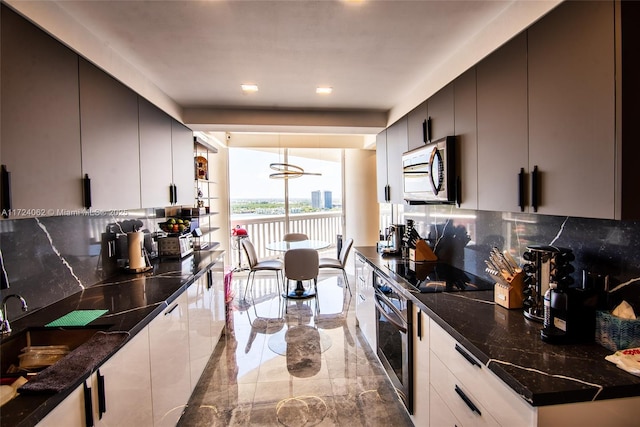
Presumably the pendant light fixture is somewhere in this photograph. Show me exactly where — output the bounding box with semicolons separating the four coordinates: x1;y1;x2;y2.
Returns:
269;139;321;179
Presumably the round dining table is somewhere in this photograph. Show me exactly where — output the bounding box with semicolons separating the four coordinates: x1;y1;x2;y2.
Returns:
266;239;330;299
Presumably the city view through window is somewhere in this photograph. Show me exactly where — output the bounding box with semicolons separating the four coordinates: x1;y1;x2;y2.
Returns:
229;147;343;218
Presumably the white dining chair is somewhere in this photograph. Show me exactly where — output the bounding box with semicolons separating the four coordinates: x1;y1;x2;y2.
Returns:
241;238;284;299
284;248;319;297
319;237;353;295
283;233;309;242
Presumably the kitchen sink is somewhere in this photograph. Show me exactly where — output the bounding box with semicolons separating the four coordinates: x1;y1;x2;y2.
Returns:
0;326;112;378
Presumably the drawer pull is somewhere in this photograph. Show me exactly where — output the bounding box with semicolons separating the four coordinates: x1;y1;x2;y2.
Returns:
455;343;480;368
165;303;179;315
455;384;481;416
83;381;94;427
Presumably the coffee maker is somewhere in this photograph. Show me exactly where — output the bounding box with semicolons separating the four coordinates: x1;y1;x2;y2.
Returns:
380;224;405;255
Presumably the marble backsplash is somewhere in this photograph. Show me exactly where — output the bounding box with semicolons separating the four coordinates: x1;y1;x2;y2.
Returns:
392;204;640;311
0;209;165;321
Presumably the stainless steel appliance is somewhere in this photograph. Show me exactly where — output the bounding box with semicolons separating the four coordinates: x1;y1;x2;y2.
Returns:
380;224;405;255
386;261;493;293
374;271;413;413
158;234;194;259
402;136;457;205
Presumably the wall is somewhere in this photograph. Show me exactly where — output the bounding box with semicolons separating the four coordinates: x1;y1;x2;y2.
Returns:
0;210;162;320
396;204;640;311
344;149;379;247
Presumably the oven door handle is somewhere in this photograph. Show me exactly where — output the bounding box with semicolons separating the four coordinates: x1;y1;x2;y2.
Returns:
374;294;407;334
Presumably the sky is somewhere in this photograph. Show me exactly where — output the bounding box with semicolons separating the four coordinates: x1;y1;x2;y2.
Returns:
228;148;342;200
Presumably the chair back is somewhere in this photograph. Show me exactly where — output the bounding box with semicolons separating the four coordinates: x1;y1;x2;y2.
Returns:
339;238;354;267
284;248;319;281
283;233;308;242
241;238;259;268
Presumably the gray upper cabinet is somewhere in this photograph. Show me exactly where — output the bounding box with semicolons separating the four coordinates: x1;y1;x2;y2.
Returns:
1;7;83;214
79;59;141;211
407;101;428;151
427;83;454;142
385;117;408;204
171;120;195;206
454;68;478;210
477;33;529;213
528;0;615;219
139;98;173;208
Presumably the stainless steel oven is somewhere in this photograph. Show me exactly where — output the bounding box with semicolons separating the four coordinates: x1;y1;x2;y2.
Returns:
374;271;413;413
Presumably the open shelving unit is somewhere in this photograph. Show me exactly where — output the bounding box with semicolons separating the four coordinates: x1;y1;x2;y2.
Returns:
190;137;220;251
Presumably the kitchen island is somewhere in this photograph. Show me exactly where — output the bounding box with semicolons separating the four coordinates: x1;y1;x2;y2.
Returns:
0;249;225;427
355;246;640;425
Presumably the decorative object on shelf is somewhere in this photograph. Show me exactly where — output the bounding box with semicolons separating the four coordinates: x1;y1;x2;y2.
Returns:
196;187;204;207
269;163;321;179
195;155;208;180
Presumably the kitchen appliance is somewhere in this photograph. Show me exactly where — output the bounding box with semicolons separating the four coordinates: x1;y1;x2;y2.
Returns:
126;231;150;272
521;245;575;322
386;261;493;293
374;271;413;413
402;136;457;205
158;234;194;259
380;224;405;255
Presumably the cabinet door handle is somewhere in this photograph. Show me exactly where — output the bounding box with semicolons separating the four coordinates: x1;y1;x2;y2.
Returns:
422;119;427;143
384;184;390;202
1;165;11;218
456;176;462;207
83;381;94;427
417;310;422;340
455;344;480;368
97;369;106;419
169;184;176;204
518;168;525;212
455;384;481;415
173;184;178;204
207;269;213;289
426;117;432;142
165;302;179;315
531;165;539;212
83;174;92;209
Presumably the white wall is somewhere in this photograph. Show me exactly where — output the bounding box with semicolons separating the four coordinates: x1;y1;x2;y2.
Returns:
344;149;379;247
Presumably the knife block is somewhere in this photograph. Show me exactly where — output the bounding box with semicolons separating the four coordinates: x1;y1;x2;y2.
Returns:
409;240;438;262
494;271;524;309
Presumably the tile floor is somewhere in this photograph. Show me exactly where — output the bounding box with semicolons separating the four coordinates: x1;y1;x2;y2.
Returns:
178;269;414;426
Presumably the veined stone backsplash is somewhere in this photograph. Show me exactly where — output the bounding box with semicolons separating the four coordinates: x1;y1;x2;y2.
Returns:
0;209;165;321
383;204;640;311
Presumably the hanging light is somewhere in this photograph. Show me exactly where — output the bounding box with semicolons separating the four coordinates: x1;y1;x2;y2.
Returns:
269;163;321;179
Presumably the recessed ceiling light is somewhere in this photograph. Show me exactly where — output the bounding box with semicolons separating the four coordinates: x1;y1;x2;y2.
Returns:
241;84;259;93
316;87;333;94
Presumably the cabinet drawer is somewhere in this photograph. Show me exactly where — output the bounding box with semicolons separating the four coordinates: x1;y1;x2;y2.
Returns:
430;321;535;426
431;352;500;427
430;384;461;427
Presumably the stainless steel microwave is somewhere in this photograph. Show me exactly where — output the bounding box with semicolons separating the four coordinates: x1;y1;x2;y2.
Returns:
402;136;456;205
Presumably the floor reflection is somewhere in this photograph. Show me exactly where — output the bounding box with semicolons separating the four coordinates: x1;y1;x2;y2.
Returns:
178;271;413;426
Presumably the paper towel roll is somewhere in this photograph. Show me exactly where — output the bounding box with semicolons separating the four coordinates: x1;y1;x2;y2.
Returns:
127;231;146;270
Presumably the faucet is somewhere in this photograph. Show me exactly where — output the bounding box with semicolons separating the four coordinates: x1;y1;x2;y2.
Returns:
1;294;28;335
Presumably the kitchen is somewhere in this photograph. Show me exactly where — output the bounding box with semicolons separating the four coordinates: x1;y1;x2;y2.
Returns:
2;0;640;426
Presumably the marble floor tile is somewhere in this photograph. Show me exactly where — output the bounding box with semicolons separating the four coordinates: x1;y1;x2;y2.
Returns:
178;273;414;426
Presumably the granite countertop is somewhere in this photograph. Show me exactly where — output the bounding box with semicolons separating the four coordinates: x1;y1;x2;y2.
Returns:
0;249;225;427
355;246;640;407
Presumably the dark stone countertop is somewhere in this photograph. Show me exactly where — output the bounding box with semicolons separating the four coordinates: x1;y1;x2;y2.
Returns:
0;249;225;427
355;246;640;407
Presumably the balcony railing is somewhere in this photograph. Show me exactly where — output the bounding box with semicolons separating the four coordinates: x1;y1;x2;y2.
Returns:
230;211;343;267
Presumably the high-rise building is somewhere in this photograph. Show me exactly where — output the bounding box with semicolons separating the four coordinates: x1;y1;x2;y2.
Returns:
323;191;332;209
311;190;332;209
311;190;321;209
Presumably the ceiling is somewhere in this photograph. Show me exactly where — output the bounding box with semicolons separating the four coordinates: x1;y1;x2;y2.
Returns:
7;0;561;138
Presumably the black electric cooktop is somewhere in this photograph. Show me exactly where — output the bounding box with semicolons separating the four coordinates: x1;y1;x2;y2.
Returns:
386;261;493;293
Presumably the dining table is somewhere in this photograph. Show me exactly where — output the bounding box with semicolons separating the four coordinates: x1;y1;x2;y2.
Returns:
266;239;330;299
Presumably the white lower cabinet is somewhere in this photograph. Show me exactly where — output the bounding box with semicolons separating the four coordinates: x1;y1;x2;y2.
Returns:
355;255;376;349
429;384;461;427
37;382;86;427
91;327;153;426
412;306;430;426
149;292;191;427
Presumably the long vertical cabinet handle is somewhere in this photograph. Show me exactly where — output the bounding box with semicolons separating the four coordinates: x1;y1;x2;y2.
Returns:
169;184;175;205
531;165;539;212
518;168;525;212
1;165;11;218
83;174;92;209
97;369;106;419
426;117;432;143
416;309;422;341
422;119;428;143
456;176;462;207
384;184;391;202
455;385;482;415
83;381;94;427
173;185;178;204
207;269;213;290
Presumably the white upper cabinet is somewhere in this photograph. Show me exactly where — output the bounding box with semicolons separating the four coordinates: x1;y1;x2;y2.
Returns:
171;120;195;206
79;59;141;211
